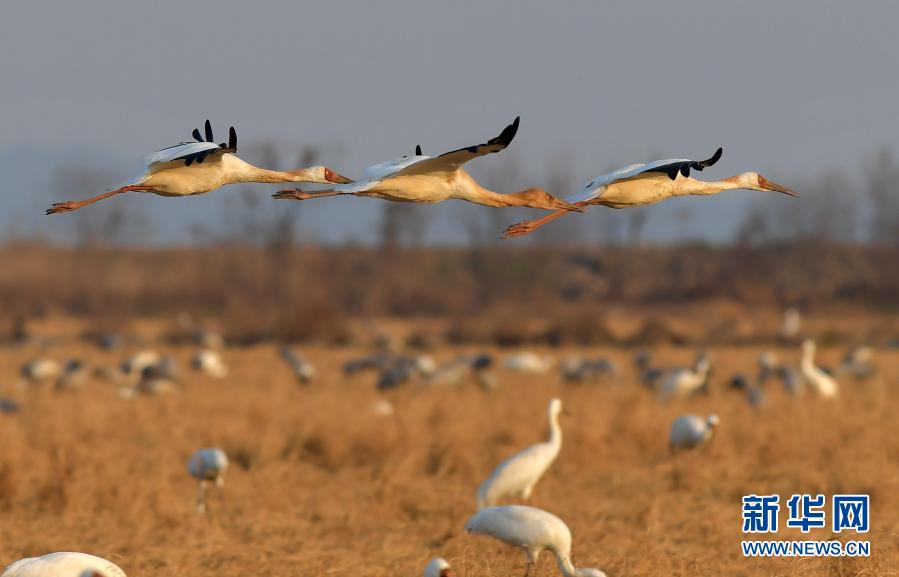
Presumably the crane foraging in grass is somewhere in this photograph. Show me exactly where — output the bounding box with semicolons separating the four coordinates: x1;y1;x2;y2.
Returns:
477;398;564;510
46;120;351;214
502;148;797;238
274;117;583;212
1;552;126;577
465;505;607;577
188;447;229;513
669;413;719;451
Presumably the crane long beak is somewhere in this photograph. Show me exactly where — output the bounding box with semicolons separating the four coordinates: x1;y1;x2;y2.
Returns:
758;176;798;198
324;168;353;184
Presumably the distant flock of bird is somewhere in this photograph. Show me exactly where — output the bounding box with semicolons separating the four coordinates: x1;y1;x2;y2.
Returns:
3;305;883;577
46;118;797;238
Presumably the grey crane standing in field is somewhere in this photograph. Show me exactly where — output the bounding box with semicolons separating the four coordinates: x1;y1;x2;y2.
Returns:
502;147;797;238
477;398;565;510
274;117;584;212
669;414;719;452
1;552;127;577
46;120;351;214
465;505;607;577
188;448;229;513
280;346;317;384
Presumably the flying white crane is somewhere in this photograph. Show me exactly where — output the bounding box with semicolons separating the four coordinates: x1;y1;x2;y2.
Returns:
502;148;796;237
46;120;351;214
274;117;583;212
477;398;564;510
423;558;452;577
669;413;719;451
800;339;838;399
188;447;229;513
465;505;607;577
1;552;126;577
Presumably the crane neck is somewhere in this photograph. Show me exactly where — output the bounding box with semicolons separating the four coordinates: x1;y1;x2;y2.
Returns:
547;407;562;447
673;176;743;197
555;554;578;577
456;172;546;208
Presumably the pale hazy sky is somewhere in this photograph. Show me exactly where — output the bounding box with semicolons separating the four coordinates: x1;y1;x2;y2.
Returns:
2;0;897;244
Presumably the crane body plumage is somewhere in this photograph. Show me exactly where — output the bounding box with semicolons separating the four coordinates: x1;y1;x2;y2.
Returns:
188;447;229;513
465;506;606;577
1;552;126;577
477;398;563;510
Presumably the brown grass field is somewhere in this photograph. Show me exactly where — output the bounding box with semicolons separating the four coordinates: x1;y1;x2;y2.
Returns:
0;317;897;577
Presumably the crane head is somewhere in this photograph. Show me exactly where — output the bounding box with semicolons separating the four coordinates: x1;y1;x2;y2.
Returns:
743;172;798;197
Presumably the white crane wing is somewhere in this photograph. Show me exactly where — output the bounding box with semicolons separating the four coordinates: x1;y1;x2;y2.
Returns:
566;148;723;204
393;117;520;177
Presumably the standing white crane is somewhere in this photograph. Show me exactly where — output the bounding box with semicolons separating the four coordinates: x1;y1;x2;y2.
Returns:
274;117;583;212
46;120;351;214
658;356;711;401
1;552;126;577
188;447;229;513
423;558;452;577
669;413;719;451
501;148;796;237
465;505;607;577
800;339;838;399
477;398;564;510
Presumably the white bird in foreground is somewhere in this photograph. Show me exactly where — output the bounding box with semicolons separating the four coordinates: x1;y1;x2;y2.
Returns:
188;447;229;513
46;120;350;214
1;552;126;577
274;117;583;212
502;148;796;237
477;398;564;510
658;357;711;401
465;505;606;577
800;339;838;399
423;558;452;577
669;413;719;451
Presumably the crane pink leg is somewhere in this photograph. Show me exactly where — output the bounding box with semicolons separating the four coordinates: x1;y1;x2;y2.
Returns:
46;185;157;215
272;188;347;201
501;201;589;239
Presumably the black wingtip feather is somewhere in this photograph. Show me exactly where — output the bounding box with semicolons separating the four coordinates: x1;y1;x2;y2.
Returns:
415;145;422;156
204;120;214;143
192;128;203;142
229;126;237;150
490;116;520;148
